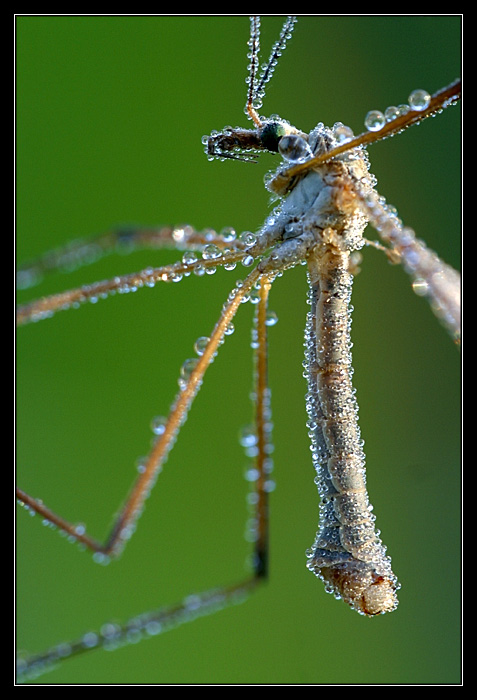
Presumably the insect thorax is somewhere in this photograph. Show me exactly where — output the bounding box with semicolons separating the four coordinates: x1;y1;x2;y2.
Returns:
255;121;374;263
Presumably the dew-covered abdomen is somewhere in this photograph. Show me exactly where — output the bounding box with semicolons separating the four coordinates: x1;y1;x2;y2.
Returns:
300;182;399;615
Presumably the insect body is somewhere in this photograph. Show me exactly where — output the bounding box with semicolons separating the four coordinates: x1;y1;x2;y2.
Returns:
206;102;402;615
262;119;400;615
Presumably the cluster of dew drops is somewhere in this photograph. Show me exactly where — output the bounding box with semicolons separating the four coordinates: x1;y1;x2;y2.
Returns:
161;226;260;283
169;226;279;397
331;88;432;146
364;88;432;133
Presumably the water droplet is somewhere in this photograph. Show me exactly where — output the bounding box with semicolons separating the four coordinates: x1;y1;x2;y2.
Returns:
396;103;410;117
150;415;167;435
364;110;385;132
224;322;235;336
136;457;147;474
182;251;198;265
202;244;222;260
239;231;257;247
408;89;431;111
220;227;236;242
249;288;260;304
145;620;162;636
180;358;198;380
193;263;206;276
92;552;111;565
172;227;187;243
184;594;202;611
239;425;258;448
126;628;142;645
178;362;195;388
242;254;254;267
265;310;278;326
412;278;429;296
263;171;274;189
334;123;354;143
82;632;99;648
193;336;209;356
120;524;135;542
384;105;400;122
244;467;260;482
278;134;314;163
101;622;122;641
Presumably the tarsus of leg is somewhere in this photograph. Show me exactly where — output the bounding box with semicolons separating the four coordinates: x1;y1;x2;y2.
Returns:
17;577;260;682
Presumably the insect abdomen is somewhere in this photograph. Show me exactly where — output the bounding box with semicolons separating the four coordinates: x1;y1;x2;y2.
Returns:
304;243;399;616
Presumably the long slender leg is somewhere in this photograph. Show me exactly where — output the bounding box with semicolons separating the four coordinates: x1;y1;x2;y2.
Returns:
17;272;275;682
16;266;263;558
17;577;261;682
355;188;461;342
17;225;249;290
248;274;274;577
273;79;461;186
16;240;267;326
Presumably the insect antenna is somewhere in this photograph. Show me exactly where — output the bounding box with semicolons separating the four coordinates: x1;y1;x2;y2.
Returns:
245;15;297;127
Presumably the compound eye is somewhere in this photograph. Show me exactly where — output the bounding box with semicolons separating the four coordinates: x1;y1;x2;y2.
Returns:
278;134;313;163
258;120;288;152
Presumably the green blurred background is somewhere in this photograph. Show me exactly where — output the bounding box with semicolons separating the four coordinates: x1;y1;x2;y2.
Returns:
16;15;461;684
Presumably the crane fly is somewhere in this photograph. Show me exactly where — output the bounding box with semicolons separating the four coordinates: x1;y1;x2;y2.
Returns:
16;15;461;684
